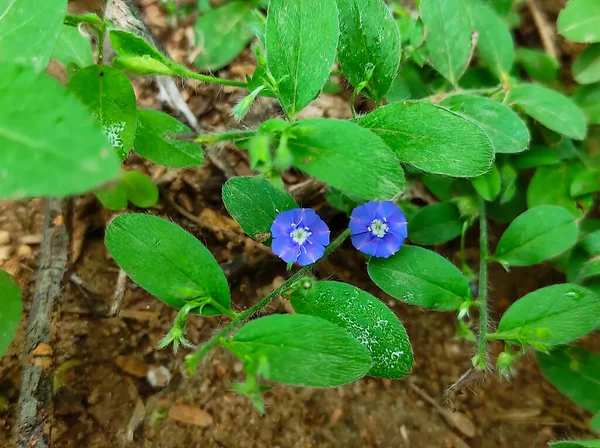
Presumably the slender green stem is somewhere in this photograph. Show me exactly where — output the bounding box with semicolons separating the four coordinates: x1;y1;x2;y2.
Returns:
64;13;103;28
175;68;248;88
475;197;489;369
208;298;238;319
97;23;105;65
195;129;257;145
185;229;351;373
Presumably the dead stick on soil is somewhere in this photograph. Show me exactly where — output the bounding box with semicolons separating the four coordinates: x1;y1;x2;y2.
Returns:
16;199;69;448
526;0;558;60
107;269;128;317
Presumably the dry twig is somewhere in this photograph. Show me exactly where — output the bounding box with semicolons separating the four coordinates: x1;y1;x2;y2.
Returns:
526;0;559;60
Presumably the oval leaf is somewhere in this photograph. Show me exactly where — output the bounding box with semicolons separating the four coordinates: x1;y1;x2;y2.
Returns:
52;24;94;69
288;118;405;200
420;0;472;86
408;202;463;245
508;83;587;141
0;0;67;71
229;314;371;387
573;83;600;125
222;176;298;245
336;0;401;102
134;110;204;168
368;245;471;311
110;29;176;75
266;0;339;118
0;64;120;199
442;94;530;154
69;65;138;160
360;101;493;177
515;48;559;83
494;205;579;267
95;182;128;211
527;164;580;215
0;270;22;357
557;0;600;43
194;2;254;71
472;164;501;201
105;213;231;315
571;170;600;197
121;171;159;208
573;44;600;84
289;280;413;378
494;284;600;348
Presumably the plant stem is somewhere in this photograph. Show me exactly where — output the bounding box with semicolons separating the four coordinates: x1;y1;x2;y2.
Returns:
175;68;248;88
195;129;257;144
475;197;489;369
185;229;351;373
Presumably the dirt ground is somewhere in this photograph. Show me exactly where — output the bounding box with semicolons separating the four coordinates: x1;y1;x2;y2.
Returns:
1;0;598;447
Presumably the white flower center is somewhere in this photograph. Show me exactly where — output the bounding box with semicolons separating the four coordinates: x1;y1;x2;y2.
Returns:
290;226;312;245
368;218;389;238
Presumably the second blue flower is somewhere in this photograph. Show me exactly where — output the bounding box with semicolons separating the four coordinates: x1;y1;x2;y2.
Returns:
350;201;407;258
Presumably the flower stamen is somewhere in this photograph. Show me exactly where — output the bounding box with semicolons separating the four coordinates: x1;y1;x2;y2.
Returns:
368;219;389;238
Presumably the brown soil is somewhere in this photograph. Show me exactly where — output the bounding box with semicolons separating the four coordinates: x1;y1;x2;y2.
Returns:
1;0;598;447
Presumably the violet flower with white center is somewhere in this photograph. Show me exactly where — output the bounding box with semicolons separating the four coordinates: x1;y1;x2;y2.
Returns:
349;201;407;258
270;208;330;266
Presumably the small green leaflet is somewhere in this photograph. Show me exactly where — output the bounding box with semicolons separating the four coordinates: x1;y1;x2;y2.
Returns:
69;65;138;160
408;202;463;245
222;176;298;245
335;0;401;102
0;64;120;199
110;30;176;75
360;102;493;177
386;63;433;102
442;94;530;154
515;48;559;83
538;346;600;413
557;0;600;43
422;175;455;201
573;44;600;84
287;119;405;200
492;284;600;348
420;0;472;86
513;145;561;170
0;0;67;72
550;441;600;448
571;170;600;197
289;280;413;379
266;0;339;119
467;3;514;80
527;164;580;216
194;2;254;71
577;257;600;284
0;270;22;357
105;213;231;316
95;182;128;211
228;314;371;387
494;205;579;267
368;245;471;311
508;83;587;141
120;171;159;208
52;24;94;69
134;110;204;168
472;165;501;201
573;84;600;125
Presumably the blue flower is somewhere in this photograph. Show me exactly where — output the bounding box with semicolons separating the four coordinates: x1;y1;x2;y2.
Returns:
350;201;407;258
271;208;330;266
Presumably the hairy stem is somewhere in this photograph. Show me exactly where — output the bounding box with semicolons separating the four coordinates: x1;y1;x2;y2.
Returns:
195;129;257;144
176;68;248;88
185;229;351;373
475;197;489;369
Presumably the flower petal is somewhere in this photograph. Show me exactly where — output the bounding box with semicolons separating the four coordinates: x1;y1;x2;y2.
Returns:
350;204;373;235
389;221;408;239
271;209;297;238
375;232;405;258
351;232;378;256
297;243;325;266
271;236;299;263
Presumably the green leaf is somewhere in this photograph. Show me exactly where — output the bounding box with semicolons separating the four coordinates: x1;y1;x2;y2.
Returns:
494;205;579;267
69;65;138;160
0;0;67;71
467;3;514;79
222;176;298;244
442;94;529;154
52;24;94;69
0;270;22;357
573;83;600;125
407;202;463;245
289;280;413;378
387;64;433;101
592;413;600;432
498;162;519;204
95;182;128;211
360;102;493;177
287;118;405;200
419;0;472;86
571;170;600;197
335;0;401;102
508;83;587;140
105;213;231;315
573;44;600;84
368;245;471;311
121;171;159;208
194;2;254;71
513;145;561;170
557;0;600;43
527;165;580;215
538;347;600;413
550;441;600;448
422;175;456;201
228;314;371;387
515;48;559;83
134;110;203;168
487;177;527;223
578;257;600;284
266;0;339;119
110;30;176;75
581;230;600;256
493;284;600;348
0;64;120;199
482;0;512;15
472;164;501;201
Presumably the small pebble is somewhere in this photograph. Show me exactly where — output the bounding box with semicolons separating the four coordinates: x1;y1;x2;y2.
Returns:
147;365;172;388
0;230;10;245
17;245;33;258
